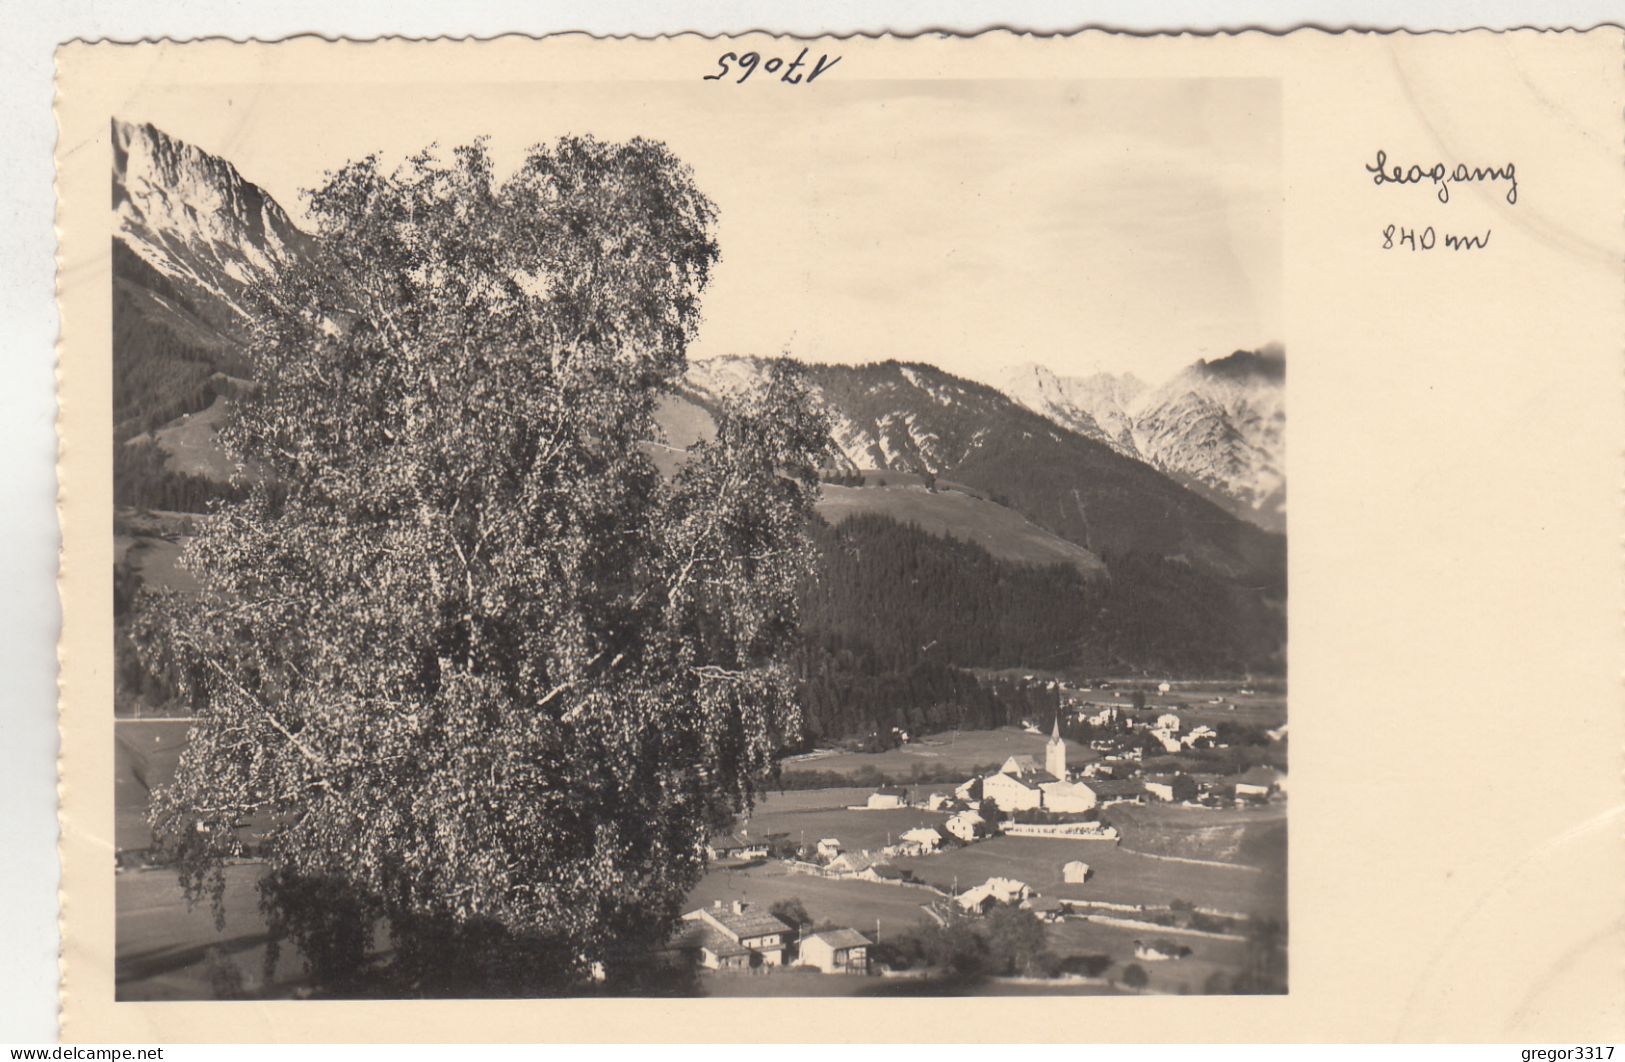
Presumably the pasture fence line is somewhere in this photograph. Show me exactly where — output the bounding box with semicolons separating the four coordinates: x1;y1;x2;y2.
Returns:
1117;847;1264;873
1079;912;1247;942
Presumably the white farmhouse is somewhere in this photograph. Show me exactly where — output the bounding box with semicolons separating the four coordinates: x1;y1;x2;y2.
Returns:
983;769;1046;812
797;928;870;974
865;786;907;810
956;876;1032;912
944;809;984;842
896;827;943;855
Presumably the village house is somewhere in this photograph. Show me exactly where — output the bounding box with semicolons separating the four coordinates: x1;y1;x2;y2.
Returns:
705;834;770;862
956;876;1032;913
1000;753;1042;776
1134;938;1190;962
797;928;871;974
982;768;1048;812
1088;705;1122;727
1027;895;1069;923
954;776;983;803
1062;859;1092;883
925;791;953;811
865;785;907;810
825;850;884;878
895;826;943;855
858;863;907;884
981;717;1099;813
944;809;985;842
815;837;842;861
1181;724;1218;750
1151;729;1184;754
680;901;792;970
1143;775;1198;802
1234;766;1282;800
1085;778;1147;806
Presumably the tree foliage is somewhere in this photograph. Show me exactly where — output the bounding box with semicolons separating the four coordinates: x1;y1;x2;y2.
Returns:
138;136;831;993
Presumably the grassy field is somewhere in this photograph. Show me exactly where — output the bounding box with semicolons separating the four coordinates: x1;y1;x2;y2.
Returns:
892;832;1286;920
781;727;1097;782
1109;802;1286;868
114;720;1284;997
117;864;286;1001
816;483;1104;575
684;861;939;935
115;719;192;849
1041;917;1248;995
738;794;946;854
151;395;236;481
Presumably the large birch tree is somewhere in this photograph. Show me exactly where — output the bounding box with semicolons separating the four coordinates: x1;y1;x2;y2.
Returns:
137;137;830;994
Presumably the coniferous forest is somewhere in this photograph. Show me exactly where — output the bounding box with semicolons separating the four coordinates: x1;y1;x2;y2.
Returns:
792;512;1283;745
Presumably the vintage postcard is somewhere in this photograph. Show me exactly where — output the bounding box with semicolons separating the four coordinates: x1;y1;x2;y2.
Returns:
55;31;1625;1042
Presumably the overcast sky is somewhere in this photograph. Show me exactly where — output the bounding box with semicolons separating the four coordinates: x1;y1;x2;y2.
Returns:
128;77;1280;386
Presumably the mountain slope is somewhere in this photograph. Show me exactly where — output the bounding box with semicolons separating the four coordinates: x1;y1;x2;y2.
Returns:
114;118;306;329
649;393;1104;575
685;356;1284;587
112;118;305;441
998;363;1147;458
1131;347;1285;531
999;347;1286;533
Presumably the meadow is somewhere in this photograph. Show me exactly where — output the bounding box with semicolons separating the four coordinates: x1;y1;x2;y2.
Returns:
892;831;1286;920
780;726;1096;782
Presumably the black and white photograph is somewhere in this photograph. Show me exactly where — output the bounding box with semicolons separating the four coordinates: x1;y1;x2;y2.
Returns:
109;74;1288;1001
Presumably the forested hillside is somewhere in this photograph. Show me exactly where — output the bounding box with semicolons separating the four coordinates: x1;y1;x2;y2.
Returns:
792;513;1284;745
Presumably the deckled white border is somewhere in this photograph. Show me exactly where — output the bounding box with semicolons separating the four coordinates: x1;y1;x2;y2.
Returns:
21;1;1625;1046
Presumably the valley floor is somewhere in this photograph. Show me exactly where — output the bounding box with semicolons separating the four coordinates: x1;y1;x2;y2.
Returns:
114;719;1286;999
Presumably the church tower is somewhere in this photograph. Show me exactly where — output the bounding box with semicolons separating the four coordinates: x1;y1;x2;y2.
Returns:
1046;714;1067;780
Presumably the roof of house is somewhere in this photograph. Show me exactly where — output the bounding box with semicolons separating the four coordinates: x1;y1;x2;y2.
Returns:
873;785;908;797
830;851;879;873
817;837;841;846
700;906;792;940
807;928;870;949
1002;755;1041;773
675;924;750;959
1237;766;1280;786
987;769;1060;790
869;865;905;880
1085;779;1146;797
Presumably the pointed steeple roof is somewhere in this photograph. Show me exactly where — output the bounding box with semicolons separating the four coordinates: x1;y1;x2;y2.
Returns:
1050;713;1062;742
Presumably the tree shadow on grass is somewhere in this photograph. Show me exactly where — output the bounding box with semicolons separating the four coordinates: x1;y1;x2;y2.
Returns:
116;931;271;987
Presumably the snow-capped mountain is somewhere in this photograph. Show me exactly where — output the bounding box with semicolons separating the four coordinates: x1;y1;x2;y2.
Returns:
1000;347;1285;532
113;118;306;330
684;355;1284;583
686;355;1011;473
1132;347;1285;531
999;363;1148;459
108;118;1284;586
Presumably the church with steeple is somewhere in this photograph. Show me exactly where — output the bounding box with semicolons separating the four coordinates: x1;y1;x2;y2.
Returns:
1046;713;1068;781
980;713;1098;813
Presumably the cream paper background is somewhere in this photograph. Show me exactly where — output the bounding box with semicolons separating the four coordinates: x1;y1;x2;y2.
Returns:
55;30;1625;1042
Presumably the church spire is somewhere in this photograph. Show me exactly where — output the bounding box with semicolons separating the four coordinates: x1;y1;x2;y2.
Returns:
1046;711;1067;780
